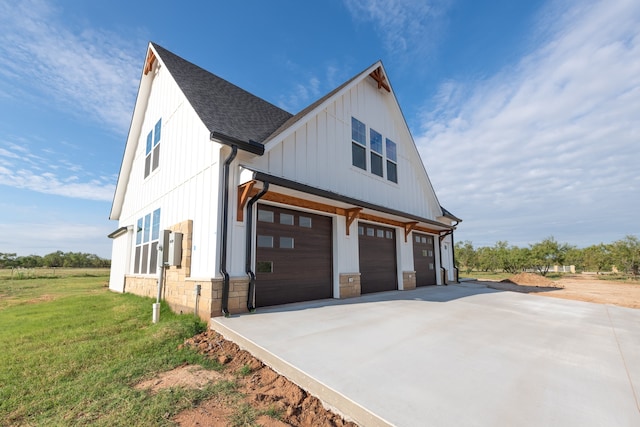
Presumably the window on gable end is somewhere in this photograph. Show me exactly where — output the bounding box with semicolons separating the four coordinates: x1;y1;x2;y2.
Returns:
152;118;161;171
144;131;153;178
386;138;398;183
144;118;162;178
370;129;383;177
351;117;366;170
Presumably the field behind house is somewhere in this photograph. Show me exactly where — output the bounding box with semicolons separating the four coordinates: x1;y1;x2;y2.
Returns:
0;268;227;426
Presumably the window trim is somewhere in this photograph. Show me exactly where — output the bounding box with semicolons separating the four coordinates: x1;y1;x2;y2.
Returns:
350;117;398;184
133;208;161;275
144;118;162;179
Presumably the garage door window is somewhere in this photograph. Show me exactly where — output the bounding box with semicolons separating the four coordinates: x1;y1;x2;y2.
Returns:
257;261;273;273
280;237;295;249
258;210;274;223
300;216;312;228
280;213;294;225
257;235;274;248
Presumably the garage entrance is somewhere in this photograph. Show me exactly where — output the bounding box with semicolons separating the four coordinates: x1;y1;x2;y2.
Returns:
413;232;437;286
358;222;397;294
255;204;333;307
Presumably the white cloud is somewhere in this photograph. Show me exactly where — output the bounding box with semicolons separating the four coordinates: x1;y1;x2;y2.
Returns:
278;67;343;112
344;0;449;58
0;140;114;201
418;0;640;247
0;0;140;132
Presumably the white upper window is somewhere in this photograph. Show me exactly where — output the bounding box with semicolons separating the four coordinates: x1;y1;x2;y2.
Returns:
145;118;161;178
351;117;398;183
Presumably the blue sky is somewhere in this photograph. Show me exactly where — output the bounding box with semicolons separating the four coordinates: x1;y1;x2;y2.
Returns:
0;0;638;258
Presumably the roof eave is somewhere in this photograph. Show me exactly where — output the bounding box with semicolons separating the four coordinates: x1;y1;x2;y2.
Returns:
211;131;264;156
249;169;453;231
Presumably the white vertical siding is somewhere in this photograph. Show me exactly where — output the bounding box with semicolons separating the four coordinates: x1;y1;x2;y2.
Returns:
116;64;222;279
108;229;132;292
249;78;441;221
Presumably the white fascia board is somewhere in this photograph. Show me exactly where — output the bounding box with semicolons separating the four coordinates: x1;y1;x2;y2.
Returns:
109;44;159;220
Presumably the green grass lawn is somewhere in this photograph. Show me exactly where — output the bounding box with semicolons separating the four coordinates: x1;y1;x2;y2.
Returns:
0;269;225;426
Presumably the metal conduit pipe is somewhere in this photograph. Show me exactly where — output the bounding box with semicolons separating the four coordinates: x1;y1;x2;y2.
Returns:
220;145;238;317
245;181;269;312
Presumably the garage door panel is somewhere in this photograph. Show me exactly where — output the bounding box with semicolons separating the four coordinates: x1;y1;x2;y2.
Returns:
358;223;397;294
256;205;332;307
413;232;436;286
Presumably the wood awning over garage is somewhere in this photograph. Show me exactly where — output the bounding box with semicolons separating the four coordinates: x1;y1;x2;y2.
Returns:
238;170;453;239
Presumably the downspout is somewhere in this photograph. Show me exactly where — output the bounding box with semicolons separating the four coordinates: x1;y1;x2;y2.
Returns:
451;229;459;283
245;181;270;312
439;230;454;285
220;145;238;317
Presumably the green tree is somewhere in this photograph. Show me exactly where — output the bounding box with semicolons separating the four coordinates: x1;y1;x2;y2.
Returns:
43;251;64;268
611;236;640;277
581;244;613;274
454;241;476;274
529;236;571;276
0;253;17;268
475;246;498;272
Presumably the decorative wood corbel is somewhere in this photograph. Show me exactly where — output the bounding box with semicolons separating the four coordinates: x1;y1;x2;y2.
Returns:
236;181;257;221
344;208;363;235
403;222;419;242
144;50;156;75
369;67;391;92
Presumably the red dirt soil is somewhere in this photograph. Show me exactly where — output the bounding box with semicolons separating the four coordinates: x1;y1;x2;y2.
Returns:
158;331;357;427
484;273;640;309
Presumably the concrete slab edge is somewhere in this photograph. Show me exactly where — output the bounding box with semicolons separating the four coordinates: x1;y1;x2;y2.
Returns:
210;319;394;427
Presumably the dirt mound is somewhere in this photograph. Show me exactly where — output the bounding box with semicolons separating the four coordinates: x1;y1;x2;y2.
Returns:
501;272;558;287
173;330;356;427
134;364;223;394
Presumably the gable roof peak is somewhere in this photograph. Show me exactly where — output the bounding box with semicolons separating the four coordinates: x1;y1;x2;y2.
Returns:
149;42;293;144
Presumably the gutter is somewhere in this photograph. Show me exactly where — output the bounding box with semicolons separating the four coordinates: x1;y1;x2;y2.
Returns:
211;131;264;156
245;181;270;312
219;145;238;317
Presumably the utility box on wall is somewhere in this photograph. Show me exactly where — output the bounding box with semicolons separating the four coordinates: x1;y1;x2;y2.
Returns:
167;231;183;267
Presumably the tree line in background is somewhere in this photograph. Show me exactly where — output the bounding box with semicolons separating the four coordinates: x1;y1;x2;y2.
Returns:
455;236;640;278
0;251;110;269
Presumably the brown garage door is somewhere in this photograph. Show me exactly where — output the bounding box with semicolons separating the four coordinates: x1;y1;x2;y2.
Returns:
413;232;437;286
255;204;333;307
358;222;397;294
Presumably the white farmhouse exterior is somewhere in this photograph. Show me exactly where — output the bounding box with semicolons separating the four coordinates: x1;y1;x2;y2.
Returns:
108;43;460;320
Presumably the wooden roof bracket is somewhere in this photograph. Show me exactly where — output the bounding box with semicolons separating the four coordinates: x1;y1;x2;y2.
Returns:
237;180;257;222
369;67;391;92
345;208;363;235
144;49;157;75
403;222;419;242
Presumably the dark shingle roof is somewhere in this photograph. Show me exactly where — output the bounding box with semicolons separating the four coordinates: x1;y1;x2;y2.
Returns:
152;43;293;144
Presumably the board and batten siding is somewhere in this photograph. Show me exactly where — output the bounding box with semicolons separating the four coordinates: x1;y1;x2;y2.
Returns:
108;228;132;292
249;78;441;222
117;63;223;279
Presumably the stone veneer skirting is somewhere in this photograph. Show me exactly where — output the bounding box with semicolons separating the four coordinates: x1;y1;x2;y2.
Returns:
123;219;250;323
402;271;416;290
339;273;361;298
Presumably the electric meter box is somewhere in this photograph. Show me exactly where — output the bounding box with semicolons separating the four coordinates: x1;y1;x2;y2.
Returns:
167;231;183;267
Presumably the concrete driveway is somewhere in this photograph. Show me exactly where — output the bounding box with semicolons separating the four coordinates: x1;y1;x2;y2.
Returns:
211;282;640;426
